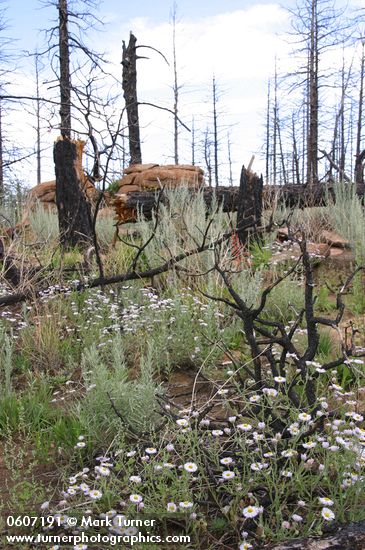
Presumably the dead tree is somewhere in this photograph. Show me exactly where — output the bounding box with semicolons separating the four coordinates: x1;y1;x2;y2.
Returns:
54;0;93;249
355;41;365;185
54;139;93;248
122;32;142;166
35;52;42;185
266;520;365;549
212;75;219;187
236;165;263;247
0;100;3;203
171;2;179;164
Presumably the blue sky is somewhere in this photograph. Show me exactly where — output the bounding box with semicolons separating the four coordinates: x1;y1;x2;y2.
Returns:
3;0;362;187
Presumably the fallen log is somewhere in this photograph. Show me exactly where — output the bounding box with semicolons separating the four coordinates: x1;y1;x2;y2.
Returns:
114;183;365;223
264;520;365;549
114;186;241;223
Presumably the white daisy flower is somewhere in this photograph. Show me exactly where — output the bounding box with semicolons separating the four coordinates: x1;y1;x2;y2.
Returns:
179;501;194;509
145;447;157;455
89;489;102;500
237;423;252;432
321;507;335;521
318;497;334;506
184;462;198;473
222;470;235;480
176;418;189;427
298;412;312;422
242;505;260;518
129;475;142;483
302;441;316;449
129;494;143;504
220;457;234;465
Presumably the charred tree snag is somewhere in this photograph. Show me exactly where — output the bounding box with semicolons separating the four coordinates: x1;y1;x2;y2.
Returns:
54;138;93;249
236;166;263;247
355;149;365;186
122;32;142;165
265;520;365;549
54;0;93;249
58;0;71;139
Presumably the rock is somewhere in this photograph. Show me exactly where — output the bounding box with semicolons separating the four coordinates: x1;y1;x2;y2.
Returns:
329;247;345;257
307;243;331;257
116;164;204;196
124;163;159;174
270;242;330;266
118;184;142;194
118;173;137;186
320;230;350;248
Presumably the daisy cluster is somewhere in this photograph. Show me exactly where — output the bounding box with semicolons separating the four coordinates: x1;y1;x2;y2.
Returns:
0;283;230;366
47;388;365;550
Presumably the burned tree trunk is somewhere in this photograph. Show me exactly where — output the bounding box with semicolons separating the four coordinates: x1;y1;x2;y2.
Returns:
54;138;93;249
266;520;365;549
355;43;364;185
355;150;365;186
54;0;93;249
114;186;241;223
113;181;365;225
236;165;263;246
122;32;142;165
58;0;71;139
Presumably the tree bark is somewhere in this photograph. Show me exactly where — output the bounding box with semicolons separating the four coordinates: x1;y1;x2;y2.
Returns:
122;32;142;165
114;182;365;224
0;100;3;204
307;0;319;187
212;75;219;187
54;138;93;248
58;0;71;138
265;520;365;549
236;166;263;246
355;42;364;185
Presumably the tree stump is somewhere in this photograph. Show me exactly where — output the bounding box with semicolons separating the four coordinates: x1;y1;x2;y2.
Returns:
54;137;93;249
236;165;263;247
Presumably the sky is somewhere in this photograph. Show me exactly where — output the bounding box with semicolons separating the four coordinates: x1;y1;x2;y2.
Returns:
2;0;363;189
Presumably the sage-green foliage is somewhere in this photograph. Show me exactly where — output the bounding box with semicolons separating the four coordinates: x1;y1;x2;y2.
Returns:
78;336;160;442
262;276;304;323
134;187;232;278
95;213;116;248
348;271;365;315
331;182;365;262
0;328;14;397
28;203;59;243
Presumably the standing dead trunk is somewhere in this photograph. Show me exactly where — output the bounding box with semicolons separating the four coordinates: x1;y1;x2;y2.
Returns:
35;54;42;185
236;165;263;247
122;32;142;166
0;101;3;204
55;0;93;249
307;0;319;187
212;75;219;187
54;138;93;249
58;0;71;139
355;42;364;185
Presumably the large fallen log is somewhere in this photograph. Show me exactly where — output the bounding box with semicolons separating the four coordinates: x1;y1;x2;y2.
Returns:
114;187;241;223
264;520;365;549
114;183;365;223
